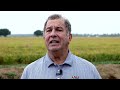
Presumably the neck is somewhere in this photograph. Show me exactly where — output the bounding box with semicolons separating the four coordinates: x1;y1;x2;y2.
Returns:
48;49;69;65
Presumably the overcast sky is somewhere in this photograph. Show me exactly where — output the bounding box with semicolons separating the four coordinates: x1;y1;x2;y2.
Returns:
0;11;120;34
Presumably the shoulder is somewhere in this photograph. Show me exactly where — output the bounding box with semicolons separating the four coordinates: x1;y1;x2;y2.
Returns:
21;56;45;79
72;54;96;68
24;56;45;71
71;54;102;79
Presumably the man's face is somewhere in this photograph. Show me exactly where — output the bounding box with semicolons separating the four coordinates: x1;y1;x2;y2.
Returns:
43;19;72;52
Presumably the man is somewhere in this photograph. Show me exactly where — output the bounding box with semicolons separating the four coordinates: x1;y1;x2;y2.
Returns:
21;14;101;79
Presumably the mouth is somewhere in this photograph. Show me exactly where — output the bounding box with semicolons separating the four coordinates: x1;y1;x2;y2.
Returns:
49;40;59;44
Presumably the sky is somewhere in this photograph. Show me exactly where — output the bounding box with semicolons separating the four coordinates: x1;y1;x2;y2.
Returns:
0;11;120;34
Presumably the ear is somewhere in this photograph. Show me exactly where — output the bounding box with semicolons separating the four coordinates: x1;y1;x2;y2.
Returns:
69;33;72;41
43;35;45;39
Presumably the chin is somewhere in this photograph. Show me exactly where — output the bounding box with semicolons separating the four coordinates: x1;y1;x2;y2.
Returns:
49;48;60;52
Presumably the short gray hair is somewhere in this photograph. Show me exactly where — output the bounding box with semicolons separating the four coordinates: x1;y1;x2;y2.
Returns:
43;14;71;33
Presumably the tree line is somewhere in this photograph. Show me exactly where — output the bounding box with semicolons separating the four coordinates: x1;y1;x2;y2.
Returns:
0;29;11;37
73;33;120;37
0;28;120;37
0;29;43;37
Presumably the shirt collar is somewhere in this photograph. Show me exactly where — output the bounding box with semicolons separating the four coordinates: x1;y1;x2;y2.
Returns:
45;51;73;68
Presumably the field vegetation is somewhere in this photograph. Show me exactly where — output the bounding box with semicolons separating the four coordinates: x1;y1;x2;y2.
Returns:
0;37;120;64
0;36;120;79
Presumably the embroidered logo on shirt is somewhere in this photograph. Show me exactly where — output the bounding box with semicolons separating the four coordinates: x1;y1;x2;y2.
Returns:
72;76;79;79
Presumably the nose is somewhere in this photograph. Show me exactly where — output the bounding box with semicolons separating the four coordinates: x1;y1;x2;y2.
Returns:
50;30;57;37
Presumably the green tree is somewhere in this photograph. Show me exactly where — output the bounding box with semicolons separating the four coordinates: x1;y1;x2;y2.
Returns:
0;28;11;37
34;30;43;37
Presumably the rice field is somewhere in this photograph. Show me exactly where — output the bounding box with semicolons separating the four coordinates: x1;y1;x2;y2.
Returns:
0;36;120;64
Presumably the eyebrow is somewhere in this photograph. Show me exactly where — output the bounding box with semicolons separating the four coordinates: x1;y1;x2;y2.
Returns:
46;26;63;29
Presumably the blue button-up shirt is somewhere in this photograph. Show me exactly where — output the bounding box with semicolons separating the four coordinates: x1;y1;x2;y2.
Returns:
21;51;101;79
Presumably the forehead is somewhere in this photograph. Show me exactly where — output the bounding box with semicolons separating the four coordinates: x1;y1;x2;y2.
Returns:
46;19;65;27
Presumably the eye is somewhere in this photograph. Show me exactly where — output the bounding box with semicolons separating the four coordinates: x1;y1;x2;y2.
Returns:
57;29;62;31
46;29;51;32
46;28;52;32
56;27;63;32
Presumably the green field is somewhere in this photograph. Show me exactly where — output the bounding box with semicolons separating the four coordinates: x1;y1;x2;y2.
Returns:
0;37;120;65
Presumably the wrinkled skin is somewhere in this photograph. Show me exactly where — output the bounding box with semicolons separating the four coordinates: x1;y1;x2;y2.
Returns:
43;18;72;64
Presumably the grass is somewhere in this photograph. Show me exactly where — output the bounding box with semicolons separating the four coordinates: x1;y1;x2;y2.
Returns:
0;36;120;64
0;64;27;68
